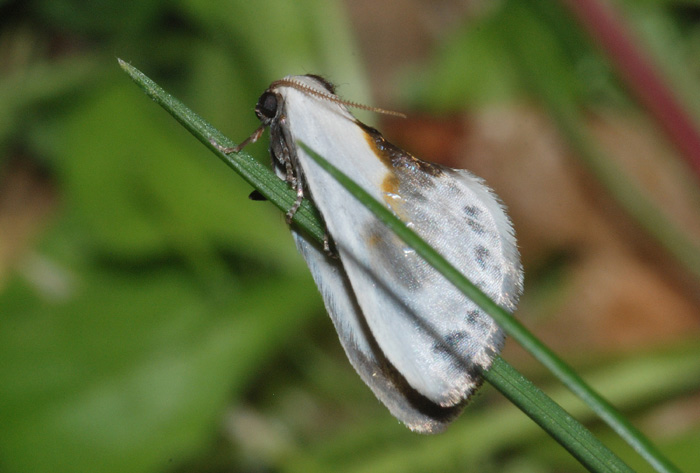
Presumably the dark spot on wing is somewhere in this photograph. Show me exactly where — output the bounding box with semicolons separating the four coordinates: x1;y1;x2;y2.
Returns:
465;309;490;332
464;205;482;218
432;330;485;380
467;219;486;235
432;331;471;356
466;309;480;324
474;245;490;270
463;362;482;382
446;330;469;346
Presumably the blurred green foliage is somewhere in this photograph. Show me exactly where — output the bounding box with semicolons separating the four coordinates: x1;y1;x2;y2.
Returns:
1;1;699;472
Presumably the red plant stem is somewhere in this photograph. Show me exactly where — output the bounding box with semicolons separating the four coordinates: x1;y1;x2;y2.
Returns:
561;0;700;182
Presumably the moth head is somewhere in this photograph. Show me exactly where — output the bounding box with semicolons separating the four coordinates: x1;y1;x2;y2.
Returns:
253;76;337;125
229;75;405;155
254;91;279;125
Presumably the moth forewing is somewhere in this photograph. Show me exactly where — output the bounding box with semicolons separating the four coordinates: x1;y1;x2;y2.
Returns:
240;75;523;431
292;234;464;433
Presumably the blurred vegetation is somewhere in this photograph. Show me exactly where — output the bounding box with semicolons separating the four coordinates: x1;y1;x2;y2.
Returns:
1;1;699;473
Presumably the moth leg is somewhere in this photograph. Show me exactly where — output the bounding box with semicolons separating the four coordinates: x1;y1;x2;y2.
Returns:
283;150;297;187
323;233;339;259
285;183;305;224
210;125;266;154
271;123;298;189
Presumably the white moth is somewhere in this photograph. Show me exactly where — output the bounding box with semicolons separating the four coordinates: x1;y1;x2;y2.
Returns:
221;75;523;433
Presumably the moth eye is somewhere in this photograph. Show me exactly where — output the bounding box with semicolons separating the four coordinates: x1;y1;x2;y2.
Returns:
255;92;279;120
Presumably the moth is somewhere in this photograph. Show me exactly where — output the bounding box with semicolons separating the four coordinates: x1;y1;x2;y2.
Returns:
218;75;523;433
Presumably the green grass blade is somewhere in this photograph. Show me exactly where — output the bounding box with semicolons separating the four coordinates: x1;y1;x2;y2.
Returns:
486;358;632;473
